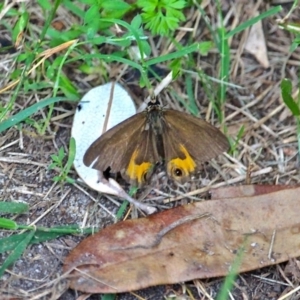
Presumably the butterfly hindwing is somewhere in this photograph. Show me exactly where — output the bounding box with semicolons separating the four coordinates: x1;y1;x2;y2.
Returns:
121;127;159;186
162;109;228;181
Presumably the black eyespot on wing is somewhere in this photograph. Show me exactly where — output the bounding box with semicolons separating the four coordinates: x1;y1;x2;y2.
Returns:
174;168;183;177
77;103;82;111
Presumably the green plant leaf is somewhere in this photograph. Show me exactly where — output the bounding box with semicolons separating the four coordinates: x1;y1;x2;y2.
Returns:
37;0;52;10
0;202;29;214
101;294;116;300
58;147;65;161
67;138;76;172
102;0;130;11
0;230;35;278
50;154;60;163
131;14;142;30
48;162;57;169
281;79;300;116
168;0;186;9
0;218;18;230
198;41;214;56
84;4;100;24
0;233;29;254
290;35;300;52
138;0;186;35
102;0;130;18
12;11;29;42
66;177;75;184
53;176;60;182
30;225;91;243
63;0;87;17
58;74;80;100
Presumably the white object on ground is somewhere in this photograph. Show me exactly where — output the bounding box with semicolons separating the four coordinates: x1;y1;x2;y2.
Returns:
245;17;270;68
72;82;156;214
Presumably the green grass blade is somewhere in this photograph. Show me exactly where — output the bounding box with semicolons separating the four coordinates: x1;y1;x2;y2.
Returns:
0;202;29;214
145;43;199;66
217;27;230;122
116;201;129;220
281;78;300;116
101;294;116;300
0;230;35;278
29;226;91;244
0;233;29;254
0;225;96;254
67;52;143;72
216;242;246;300
226;6;282;39
185;74;198;115
66;137;76;173
0;97;68;133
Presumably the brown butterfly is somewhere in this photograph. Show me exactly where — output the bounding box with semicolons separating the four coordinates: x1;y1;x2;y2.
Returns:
84;99;229;187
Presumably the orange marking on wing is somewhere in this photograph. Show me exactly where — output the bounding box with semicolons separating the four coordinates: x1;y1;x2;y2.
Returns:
126;149;153;184
167;144;196;176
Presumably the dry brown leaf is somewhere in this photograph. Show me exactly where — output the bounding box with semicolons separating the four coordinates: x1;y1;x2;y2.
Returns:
64;185;300;293
284;258;300;281
210;184;298;199
245;18;269;68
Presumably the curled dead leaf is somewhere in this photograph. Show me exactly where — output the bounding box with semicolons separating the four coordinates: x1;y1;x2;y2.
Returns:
64;185;300;293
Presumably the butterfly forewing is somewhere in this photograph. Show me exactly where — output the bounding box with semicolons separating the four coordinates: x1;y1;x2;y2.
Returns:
83;113;146;173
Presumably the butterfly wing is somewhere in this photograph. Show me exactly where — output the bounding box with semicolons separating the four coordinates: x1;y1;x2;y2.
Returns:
84;113;145;172
121;127;159;186
162;109;229;182
83;112;159;186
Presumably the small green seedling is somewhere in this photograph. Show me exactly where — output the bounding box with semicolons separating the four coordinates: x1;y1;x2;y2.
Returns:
48;137;76;184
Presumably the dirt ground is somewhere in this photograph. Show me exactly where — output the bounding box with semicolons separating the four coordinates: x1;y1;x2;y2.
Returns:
1;0;300;299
